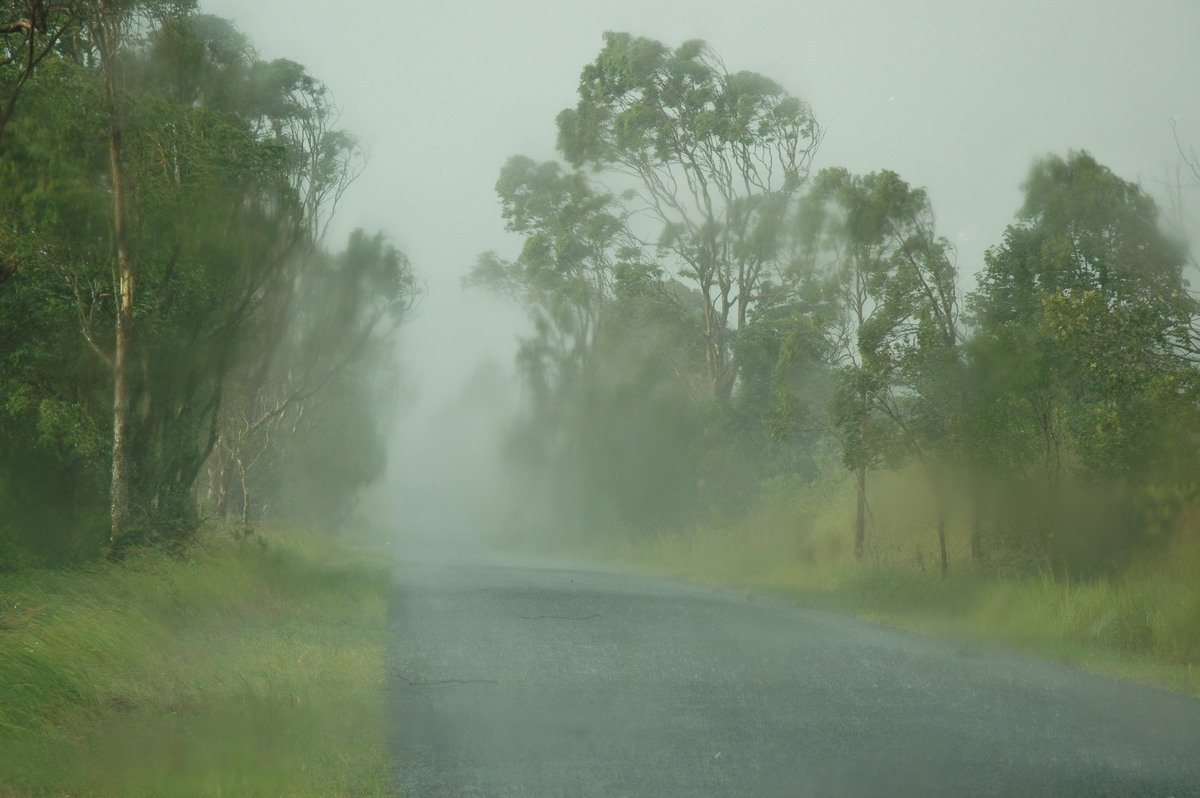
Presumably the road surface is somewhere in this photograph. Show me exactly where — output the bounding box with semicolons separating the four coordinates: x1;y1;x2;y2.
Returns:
386;547;1200;797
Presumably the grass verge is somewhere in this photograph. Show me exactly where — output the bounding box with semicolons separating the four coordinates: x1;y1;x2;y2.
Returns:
0;527;396;797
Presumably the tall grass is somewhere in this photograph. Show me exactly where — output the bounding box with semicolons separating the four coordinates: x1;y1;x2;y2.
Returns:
0;527;396;797
594;471;1200;696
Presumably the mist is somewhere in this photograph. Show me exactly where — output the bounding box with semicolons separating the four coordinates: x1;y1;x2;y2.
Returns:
187;0;1200;567
4;1;1200;794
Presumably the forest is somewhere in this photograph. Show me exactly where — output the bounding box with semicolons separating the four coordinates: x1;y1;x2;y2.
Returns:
2;6;1198;584
474;32;1200;584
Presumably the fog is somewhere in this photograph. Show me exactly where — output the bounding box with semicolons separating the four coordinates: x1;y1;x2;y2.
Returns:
5;4;1200;791
200;0;1200;555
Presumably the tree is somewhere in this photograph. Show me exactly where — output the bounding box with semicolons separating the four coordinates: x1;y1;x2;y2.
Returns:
470;155;636;431
968;151;1198;569
469;156;676;530
79;0;201;547
215;229;417;530
781;168;959;565
557;32;822;402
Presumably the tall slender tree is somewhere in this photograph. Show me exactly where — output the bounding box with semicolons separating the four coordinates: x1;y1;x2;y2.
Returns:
784;168;958;563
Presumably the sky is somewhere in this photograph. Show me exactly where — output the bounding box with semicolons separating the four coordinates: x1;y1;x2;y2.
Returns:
201;0;1200;536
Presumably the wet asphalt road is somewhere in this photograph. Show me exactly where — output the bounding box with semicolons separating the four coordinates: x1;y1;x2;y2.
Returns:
386;549;1200;797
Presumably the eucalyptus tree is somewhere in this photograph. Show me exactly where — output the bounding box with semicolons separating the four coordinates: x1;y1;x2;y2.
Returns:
130;13;392;539
873;181;961;571
470;155;636;420
131;14;391;531
0;0;199;554
468;156;675;529
781;168;959;564
219;229;417;530
557;32;822;402
72;0;201;546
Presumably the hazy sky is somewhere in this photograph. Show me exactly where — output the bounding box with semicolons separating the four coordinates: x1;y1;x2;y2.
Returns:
200;0;1200;529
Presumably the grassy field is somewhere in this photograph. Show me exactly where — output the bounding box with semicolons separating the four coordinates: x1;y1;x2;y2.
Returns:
586;473;1200;698
0;527;396;797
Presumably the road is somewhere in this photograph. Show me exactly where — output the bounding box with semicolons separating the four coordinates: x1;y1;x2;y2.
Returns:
386;546;1200;797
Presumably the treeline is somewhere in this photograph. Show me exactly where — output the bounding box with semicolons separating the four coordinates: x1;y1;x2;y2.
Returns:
0;1;418;568
474;32;1200;576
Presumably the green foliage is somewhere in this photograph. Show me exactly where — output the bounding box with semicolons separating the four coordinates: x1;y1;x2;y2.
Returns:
493;44;1199;583
0;8;412;562
558;32;817;183
480;34;836;538
966;151;1200;570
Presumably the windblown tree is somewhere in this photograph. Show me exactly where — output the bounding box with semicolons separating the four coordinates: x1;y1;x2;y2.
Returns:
472;34;830;533
470;156;636;433
779;168;960;564
82;0;179;548
968;151;1199;569
557;32;823;402
214;229;417;530
128;14;410;535
470;156;703;530
0;0;206;551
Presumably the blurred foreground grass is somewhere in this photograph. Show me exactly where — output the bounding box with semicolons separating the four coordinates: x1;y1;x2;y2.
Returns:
0;528;396;797
589;477;1200;698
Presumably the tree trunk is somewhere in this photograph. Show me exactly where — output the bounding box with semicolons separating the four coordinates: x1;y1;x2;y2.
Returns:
854;376;869;561
969;485;984;565
237;453;251;528
105;46;135;551
854;465;866;561
207;434;230;517
937;513;949;575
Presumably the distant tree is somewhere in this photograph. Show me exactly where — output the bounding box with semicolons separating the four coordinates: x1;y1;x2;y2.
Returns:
470;155;636;422
221;229;417;530
468;156;691;530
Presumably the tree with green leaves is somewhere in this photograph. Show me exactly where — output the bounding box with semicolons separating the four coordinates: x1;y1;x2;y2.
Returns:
967;151;1198;569
781;167;959;564
557;32;822;402
470;155;636;416
215;228;417;530
469;155;687;531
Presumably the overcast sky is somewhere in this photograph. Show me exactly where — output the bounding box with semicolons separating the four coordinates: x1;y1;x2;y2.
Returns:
200;0;1200;531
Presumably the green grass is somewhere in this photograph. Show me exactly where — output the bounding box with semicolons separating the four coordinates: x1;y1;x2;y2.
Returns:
581;477;1200;698
0;527;397;797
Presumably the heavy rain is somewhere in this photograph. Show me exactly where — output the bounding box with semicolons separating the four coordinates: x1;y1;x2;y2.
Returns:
2;0;1199;795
